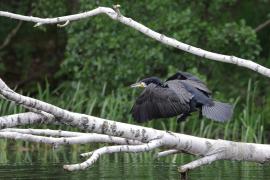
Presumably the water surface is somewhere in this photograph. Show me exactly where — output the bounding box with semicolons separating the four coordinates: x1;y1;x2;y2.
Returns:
0;149;270;180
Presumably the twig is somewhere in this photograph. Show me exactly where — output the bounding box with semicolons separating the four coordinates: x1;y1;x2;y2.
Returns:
255;19;270;32
57;20;70;28
0;21;22;50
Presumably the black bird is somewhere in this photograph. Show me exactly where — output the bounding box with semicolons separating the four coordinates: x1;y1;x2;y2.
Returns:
130;72;233;123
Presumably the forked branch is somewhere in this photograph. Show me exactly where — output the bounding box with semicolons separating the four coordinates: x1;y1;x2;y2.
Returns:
64;139;163;171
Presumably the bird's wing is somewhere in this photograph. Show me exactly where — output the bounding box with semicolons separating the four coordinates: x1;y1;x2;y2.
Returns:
131;83;192;123
165;80;194;103
180;80;214;105
166;71;211;95
181;79;211;95
166;71;201;81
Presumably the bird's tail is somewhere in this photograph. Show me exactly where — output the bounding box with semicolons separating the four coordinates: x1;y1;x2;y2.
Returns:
202;101;233;122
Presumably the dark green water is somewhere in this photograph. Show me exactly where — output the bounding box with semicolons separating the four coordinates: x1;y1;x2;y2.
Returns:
0;148;270;180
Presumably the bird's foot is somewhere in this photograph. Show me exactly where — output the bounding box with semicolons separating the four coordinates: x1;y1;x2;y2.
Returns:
177;113;190;123
198;109;203;120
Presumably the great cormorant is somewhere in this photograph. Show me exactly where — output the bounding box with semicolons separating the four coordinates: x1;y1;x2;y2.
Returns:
130;71;233;123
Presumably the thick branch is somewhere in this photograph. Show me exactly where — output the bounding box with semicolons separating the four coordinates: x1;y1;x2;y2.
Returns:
63;139;163;171
0;7;270;77
0;112;55;129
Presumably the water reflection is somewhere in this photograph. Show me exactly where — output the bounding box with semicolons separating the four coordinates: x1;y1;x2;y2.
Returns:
0;148;269;179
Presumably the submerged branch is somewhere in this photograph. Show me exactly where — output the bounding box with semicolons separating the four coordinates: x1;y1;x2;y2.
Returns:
64;139;163;171
179;155;221;173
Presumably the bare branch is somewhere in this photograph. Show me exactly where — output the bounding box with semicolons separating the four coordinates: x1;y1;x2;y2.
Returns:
0;6;270;77
156;149;180;158
179;155;221;173
0;112;55;129
80;151;94;158
0;7;113;26
0;131;142;146
57;20;70;28
255;19;270;32
64;139;163;171
1;128;85;137
0;21;22;50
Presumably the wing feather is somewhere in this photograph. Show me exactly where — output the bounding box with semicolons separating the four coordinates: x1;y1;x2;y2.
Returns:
166;71;211;95
182;79;211;95
131;83;192;122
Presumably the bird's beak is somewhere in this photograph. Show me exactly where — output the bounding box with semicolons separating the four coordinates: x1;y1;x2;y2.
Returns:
130;82;146;88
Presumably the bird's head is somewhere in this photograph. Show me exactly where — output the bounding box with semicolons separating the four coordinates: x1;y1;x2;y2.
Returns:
130;77;163;88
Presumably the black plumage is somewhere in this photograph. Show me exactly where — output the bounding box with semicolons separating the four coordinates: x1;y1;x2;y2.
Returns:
166;71;211;95
130;72;233;123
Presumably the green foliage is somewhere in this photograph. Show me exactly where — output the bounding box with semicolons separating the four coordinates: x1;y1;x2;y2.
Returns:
32;1;68;17
60;0;263;93
0;1;67;88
